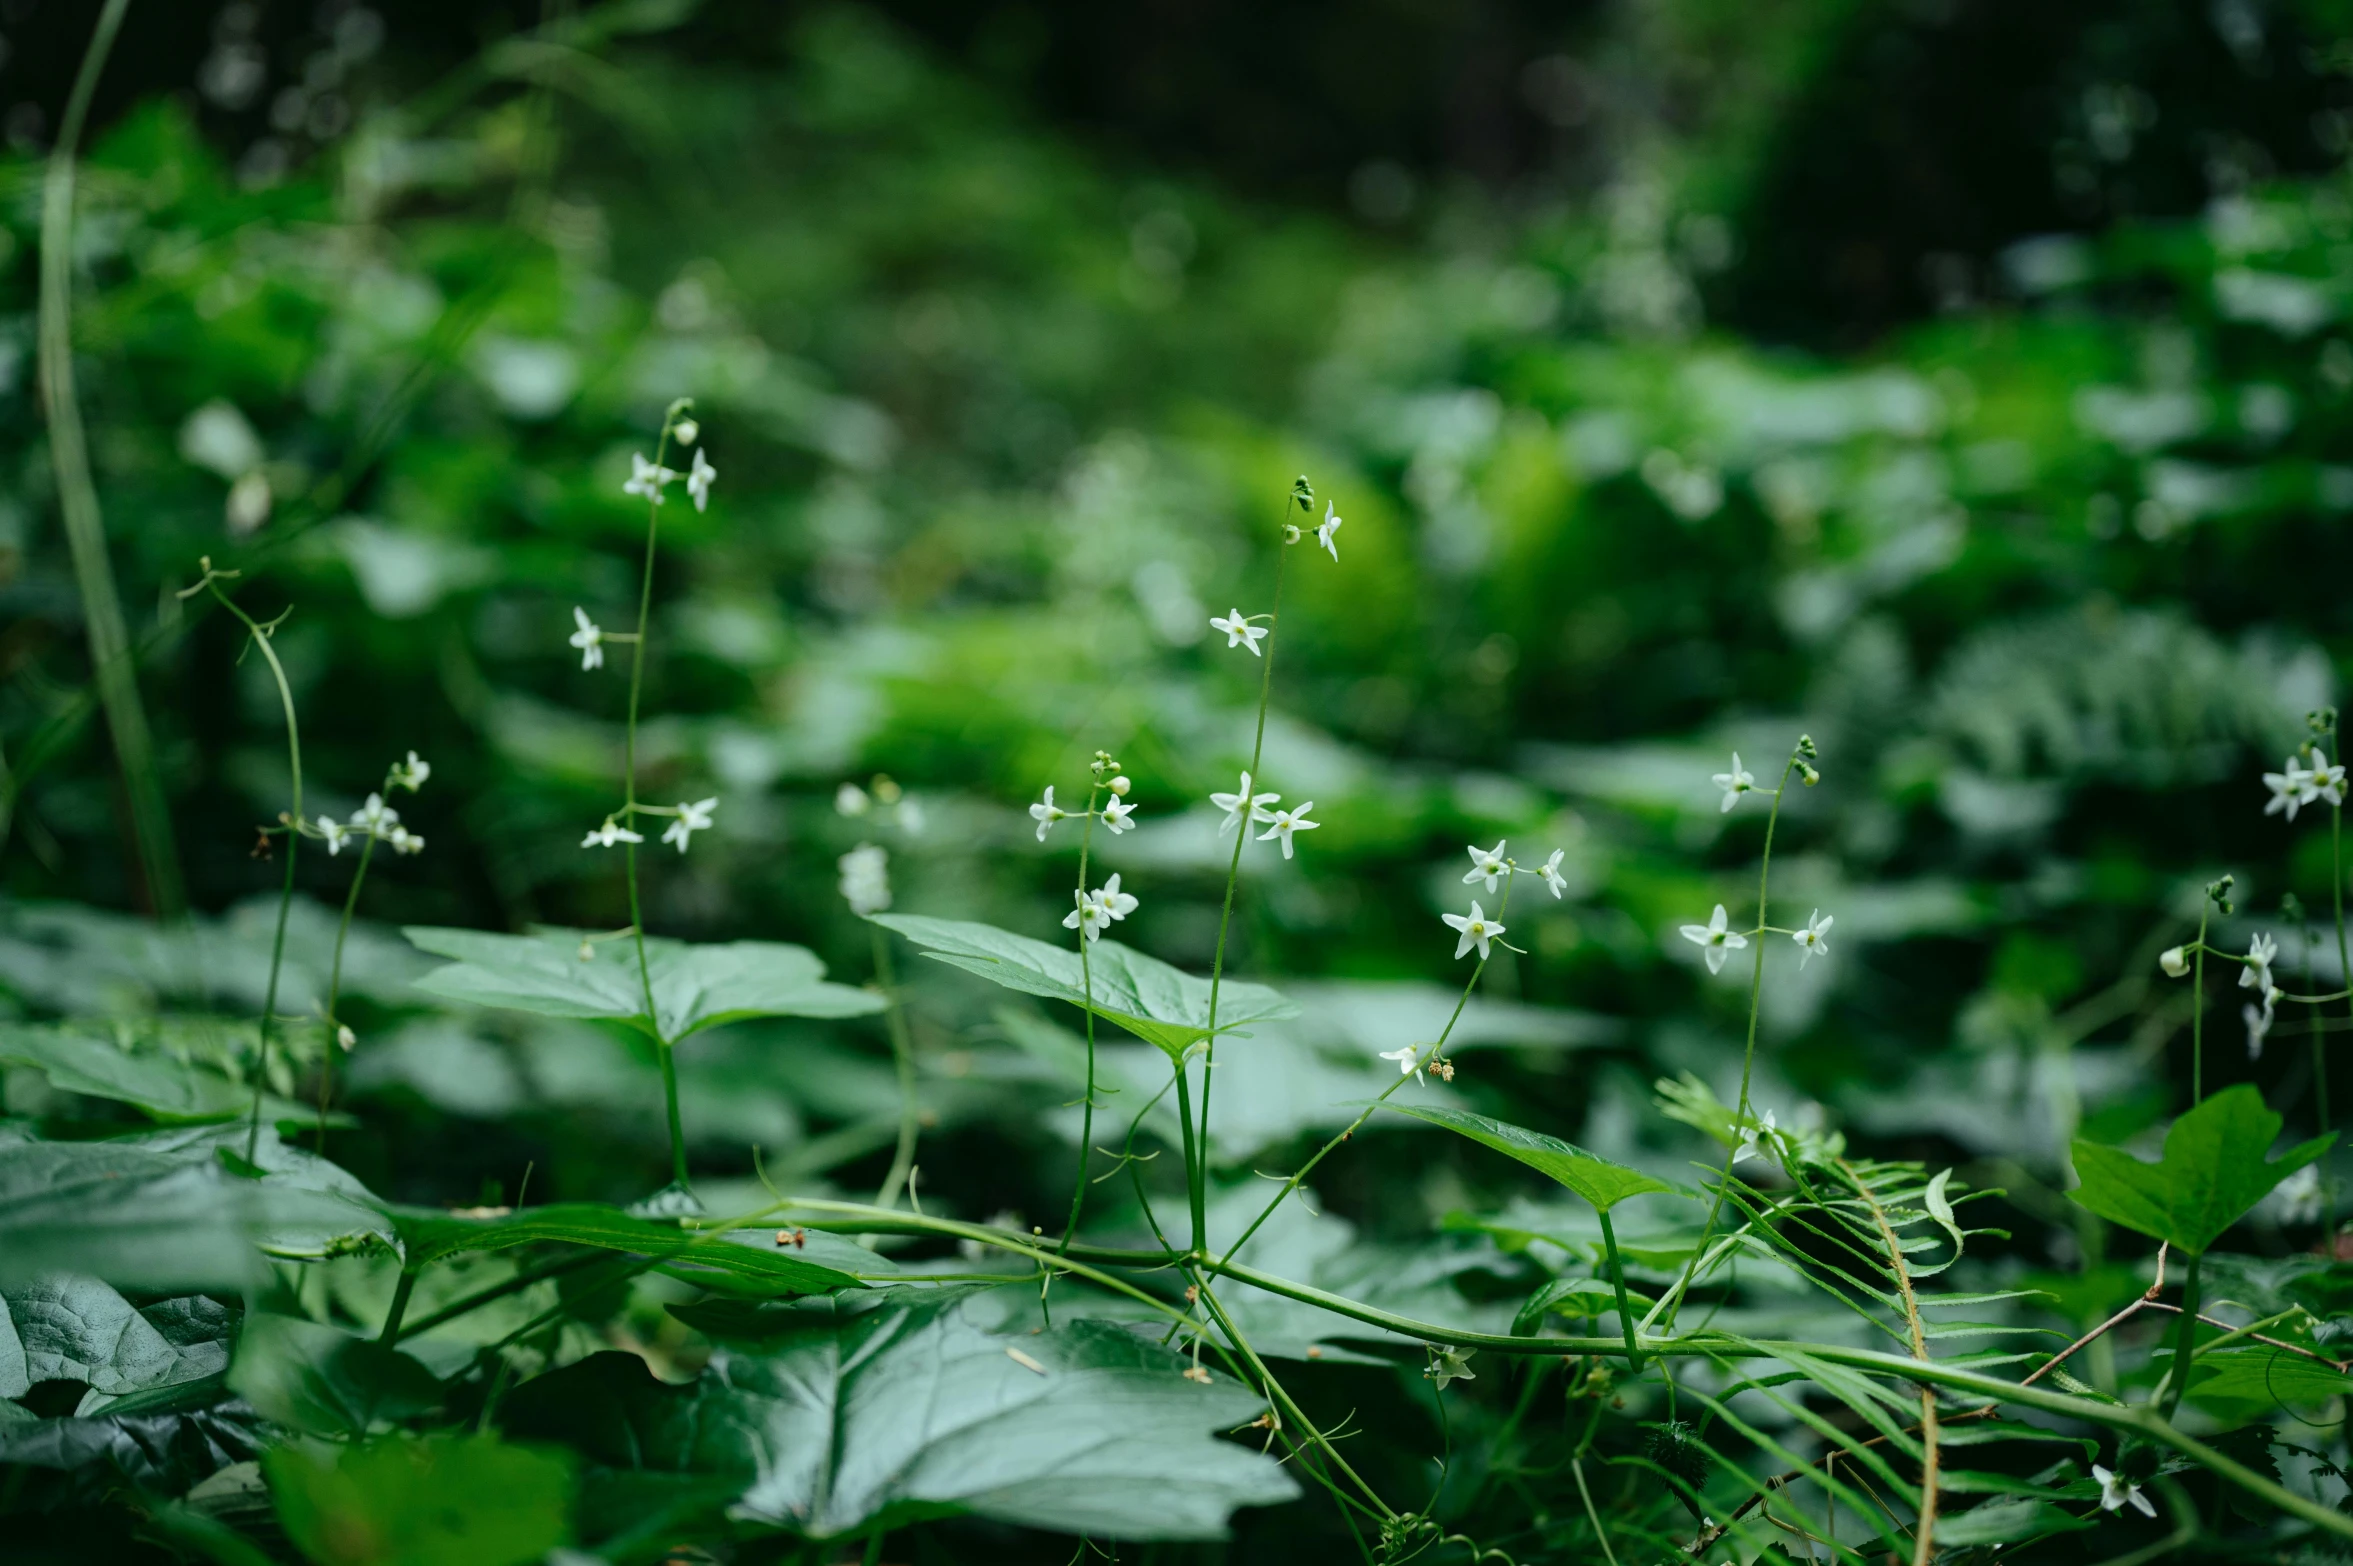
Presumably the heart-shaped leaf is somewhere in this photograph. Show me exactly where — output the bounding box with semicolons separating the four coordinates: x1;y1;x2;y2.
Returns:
870;915;1295;1061
1380;1102;1685;1211
502;1286;1297;1540
2068;1084;2333;1256
1;1275;234;1413
386;1204;864;1297
404;928;883;1044
229;1314;442;1438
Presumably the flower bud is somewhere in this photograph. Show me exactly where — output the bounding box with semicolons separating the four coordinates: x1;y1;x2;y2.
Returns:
673;417;699;446
336;1024;357;1051
2160;946;2189;978
1109;775;1131;797
578;940;595;962
1284;524;1302;544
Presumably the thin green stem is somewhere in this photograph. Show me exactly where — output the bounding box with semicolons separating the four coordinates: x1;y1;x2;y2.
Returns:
2333;806;2348;1237
2160;1252;2203;1421
1595;1207;1641;1371
39;0;181;918
1192;1272;1394;1520
2192;902;2210;1105
377;1267;418;1347
626;417;680;1189
1060;784;1103;1251
1173;1061;1203;1252
314;830;378;1153
207;582;303;1166
1195;498;1294;1252
396;1252;604;1340
1665;750;1798;1333
873;926;921;1209
1572;1458;1621;1566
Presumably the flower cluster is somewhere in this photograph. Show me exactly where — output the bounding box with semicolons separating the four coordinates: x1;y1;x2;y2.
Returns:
2263;748;2347;820
308;751;429;857
838;773;927;836
839;843;892;915
1031;753;1140;844
1678;752;1835;977
582;796;719;854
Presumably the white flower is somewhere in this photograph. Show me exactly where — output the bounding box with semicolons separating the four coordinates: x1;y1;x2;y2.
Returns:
336;1024;356;1052
318;817;349;856
1537;849;1568;899
1209;608;1270;656
2274;1164;2326;1225
662;796;718;853
1424;1345;1475;1390
2246;987;2281;1059
2092;1465;2156;1519
2266;756;2315;818
1257;801;1320;859
1030;785;1069;842
896;797;926;835
570;607;606;671
839;843;891;915
1680;904;1750;975
356;793;398;833
2159;945;2189;978
583;818;644;848
1211;772;1279;836
1096;872;1139;923
1443;900;1506;961
1792;909;1833;968
1379;1045;1420;1077
836;782;871;816
1463;840;1509;892
391;751;430;791
623;452;675;503
387;825;424;855
1101;795;1137;834
1733;1110;1777;1164
1315;501;1342;561
686;447;717;513
2241;932;2278;995
1712;753;1755;813
2315;750;2349;806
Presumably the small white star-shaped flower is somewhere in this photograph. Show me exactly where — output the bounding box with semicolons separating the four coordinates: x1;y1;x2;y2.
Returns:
2092;1465;2156;1519
1096;872;1139;923
1425;1345;1476;1390
1712;753;1755;813
1315;501;1342;561
356;793;398;833
1208;608;1269;656
2266;755;2315;819
583;818;644;848
1462;840;1509;892
1031;785;1069;842
2315;750;2347;806
686;447;717;513
1379;1045;1420;1077
570;607;606;671
1443;900;1506;961
391;751;430;791
1257;801;1320;859
387;825;424;855
1101;795;1137;834
1680;904;1749;975
1537;848;1568;899
1733;1109;1777;1164
2246;991;2280;1059
1211;772;1279;836
1792;909;1833;967
1063;875;1135;945
662;796;718;853
2241;932;2278;995
623;452;676;503
2275;1163;2325;1224
317;817;348;855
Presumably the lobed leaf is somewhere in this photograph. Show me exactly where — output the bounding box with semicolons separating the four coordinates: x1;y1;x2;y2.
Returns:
502;1286;1297;1541
2068;1085;2333;1256
403;927;882;1044
870;914;1296;1061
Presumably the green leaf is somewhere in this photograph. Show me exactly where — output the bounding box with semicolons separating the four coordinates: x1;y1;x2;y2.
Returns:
502;1286;1297;1540
2186;1347;2353;1420
870;914;1297;1061
403;927;882;1043
0;1126;391;1291
1378;1102;1684;1211
267;1434;572;1566
0;1022;332;1126
228;1315;441;1438
1;1275;235;1414
385;1204;864;1297
2068;1084;2334;1255
1933;1499;2094;1548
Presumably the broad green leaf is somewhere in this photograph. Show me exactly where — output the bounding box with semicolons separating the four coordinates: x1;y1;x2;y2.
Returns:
1934;1499;2094;1547
2068;1084;2333;1255
1379;1102;1684;1211
2186;1346;2353;1420
0;1126;390;1290
403;927;882;1043
386;1204;863;1297
1;1275;234;1414
0;1403;267;1493
0;1022;329;1126
228;1315;441;1438
502;1286;1297;1540
267;1433;572;1566
870;914;1296;1061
